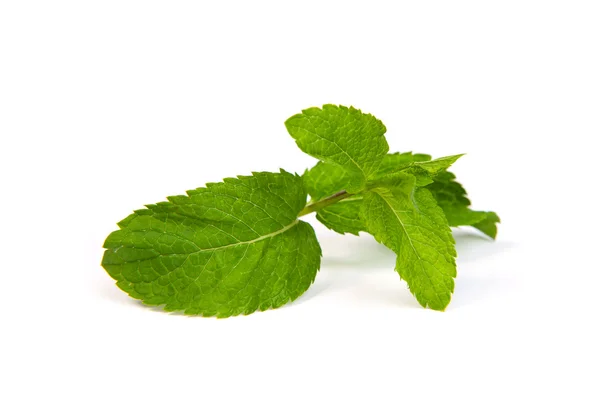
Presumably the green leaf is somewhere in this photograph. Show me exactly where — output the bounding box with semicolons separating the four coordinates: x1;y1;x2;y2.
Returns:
101;171;322;317
303;161;351;201
366;171;418;194
285;104;389;192
412;154;464;174
374;152;461;177
302;162;365;235
375;152;462;186
303;152;463;235
473;213;501;239
428;171;500;239
427;171;470;208
315;199;364;236
100;104;501;316
376;152;432;176
304;153;499;240
361;180;457;311
302;161;365;235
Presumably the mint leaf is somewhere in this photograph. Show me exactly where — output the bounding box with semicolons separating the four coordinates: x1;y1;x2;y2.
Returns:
473;213;501;239
304;152;465;235
376;152;432;176
304;153;499;240
379;153;463;186
101;171;321;317
361;178;457;311
428;171;500;238
285;104;389;192
366;171;417;193
375;152;462;177
411;154;464;174
102;104;500;316
315;199;364;236
302;161;365;235
303;161;351;201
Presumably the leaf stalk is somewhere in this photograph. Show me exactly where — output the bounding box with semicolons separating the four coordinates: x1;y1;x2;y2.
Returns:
298;190;353;217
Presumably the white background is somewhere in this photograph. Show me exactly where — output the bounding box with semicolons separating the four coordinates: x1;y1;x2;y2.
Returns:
1;1;599;399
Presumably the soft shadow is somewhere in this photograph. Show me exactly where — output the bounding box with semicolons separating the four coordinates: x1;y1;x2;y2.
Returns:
453;228;516;263
318;232;396;268
94;277;190;316
450;275;517;309
449;229;517;309
287;278;332;306
317;229;514;268
309;227;515;310
95;278;138;306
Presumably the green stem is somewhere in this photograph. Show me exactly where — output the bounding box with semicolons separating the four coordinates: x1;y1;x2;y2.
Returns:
298;190;353;217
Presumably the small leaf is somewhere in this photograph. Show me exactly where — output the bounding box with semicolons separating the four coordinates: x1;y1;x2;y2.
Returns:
375;152;461;177
285;105;389;192
302;162;365;235
304;152;469;235
366;171;416;194
412;154;464;174
473;212;501;239
303;161;351;201
428;171;500;238
315;199;364;236
376;152;432;176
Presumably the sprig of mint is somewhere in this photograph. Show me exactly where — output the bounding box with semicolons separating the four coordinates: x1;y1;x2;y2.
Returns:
101;104;499;316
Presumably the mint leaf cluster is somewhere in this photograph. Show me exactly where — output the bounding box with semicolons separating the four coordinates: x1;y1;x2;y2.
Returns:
101;105;499;316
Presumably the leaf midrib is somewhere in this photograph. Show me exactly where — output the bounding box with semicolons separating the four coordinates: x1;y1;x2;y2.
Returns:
375;192;421;260
187;219;300;253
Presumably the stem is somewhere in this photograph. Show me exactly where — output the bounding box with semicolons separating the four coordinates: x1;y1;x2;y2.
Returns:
298;190;353;217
